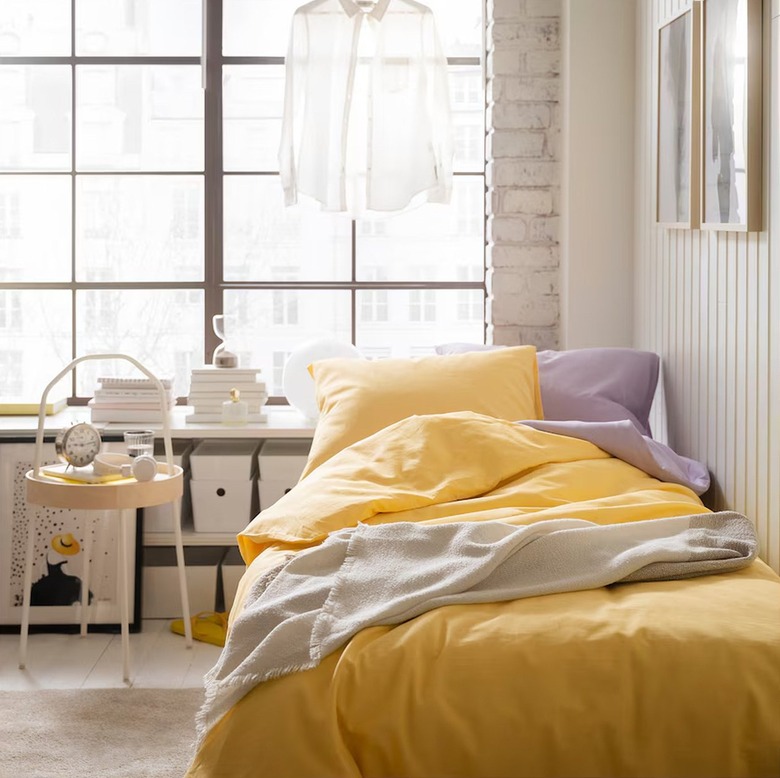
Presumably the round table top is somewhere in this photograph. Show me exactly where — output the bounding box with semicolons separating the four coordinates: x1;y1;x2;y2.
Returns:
25;463;184;510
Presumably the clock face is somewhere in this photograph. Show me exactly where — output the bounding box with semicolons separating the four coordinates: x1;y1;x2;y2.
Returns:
56;422;102;468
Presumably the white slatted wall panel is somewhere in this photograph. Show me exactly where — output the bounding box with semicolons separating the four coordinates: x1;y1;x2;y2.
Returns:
634;0;780;572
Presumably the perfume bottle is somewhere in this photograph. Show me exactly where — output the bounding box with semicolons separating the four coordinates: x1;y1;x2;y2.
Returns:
212;314;239;368
222;387;248;425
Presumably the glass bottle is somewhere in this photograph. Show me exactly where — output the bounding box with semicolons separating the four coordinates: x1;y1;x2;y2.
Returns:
222;387;248;425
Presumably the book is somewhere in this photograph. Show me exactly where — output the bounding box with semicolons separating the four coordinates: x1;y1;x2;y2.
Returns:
88;399;175;411
188;389;268;400
97;376;174;389
188;380;265;391
184;412;268;424
0;397;68;415
190;367;260;384
94;387;175;399
189;388;266;399
190;367;261;376
90;407;172;422
188;402;267;414
39;463;133;484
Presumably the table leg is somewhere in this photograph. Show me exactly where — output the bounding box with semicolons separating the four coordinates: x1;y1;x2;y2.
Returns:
18;511;37;670
118;508;131;683
80;516;93;638
172;498;193;648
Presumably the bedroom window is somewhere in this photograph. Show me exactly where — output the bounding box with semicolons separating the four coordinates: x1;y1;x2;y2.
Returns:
0;0;485;401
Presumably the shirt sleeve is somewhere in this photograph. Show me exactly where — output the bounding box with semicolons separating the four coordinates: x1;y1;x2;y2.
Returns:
279;11;308;207
424;10;454;204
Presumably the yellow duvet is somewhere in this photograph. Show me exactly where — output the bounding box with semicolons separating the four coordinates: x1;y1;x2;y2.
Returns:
187;413;780;778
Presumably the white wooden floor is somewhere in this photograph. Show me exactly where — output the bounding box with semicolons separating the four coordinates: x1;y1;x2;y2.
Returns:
0;619;221;689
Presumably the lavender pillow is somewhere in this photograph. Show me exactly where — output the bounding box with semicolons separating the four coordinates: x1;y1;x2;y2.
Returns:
435;344;659;438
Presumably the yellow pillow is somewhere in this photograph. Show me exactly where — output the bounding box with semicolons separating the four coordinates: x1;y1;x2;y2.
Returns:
300;345;543;477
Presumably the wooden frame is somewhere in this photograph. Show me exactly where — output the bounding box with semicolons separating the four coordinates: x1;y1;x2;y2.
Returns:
657;4;701;228
700;0;762;231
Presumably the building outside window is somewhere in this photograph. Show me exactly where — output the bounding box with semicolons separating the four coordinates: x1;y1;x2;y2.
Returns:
0;0;485;400
359;267;389;324
0;351;23;395
457;265;483;322
0;191;20;238
0;290;22;331
271;350;290;397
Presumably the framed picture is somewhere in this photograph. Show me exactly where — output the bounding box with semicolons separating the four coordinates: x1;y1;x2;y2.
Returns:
657;4;701;228
0;443;141;632
701;0;762;231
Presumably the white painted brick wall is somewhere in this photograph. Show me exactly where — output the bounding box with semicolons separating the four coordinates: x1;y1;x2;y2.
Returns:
486;0;560;348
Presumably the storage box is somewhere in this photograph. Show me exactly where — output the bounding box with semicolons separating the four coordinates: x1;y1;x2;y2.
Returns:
142;546;222;619
191;439;260;481
257;439;311;481
191;479;257;533
257;439;311;509
258;480;295;510
219;547;245;614
144;440;193;533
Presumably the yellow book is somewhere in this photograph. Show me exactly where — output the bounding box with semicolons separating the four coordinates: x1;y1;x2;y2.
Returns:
39;463;133;484
0;397;68;415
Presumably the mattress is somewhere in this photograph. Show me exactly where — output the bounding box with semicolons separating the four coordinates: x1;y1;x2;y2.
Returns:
187;413;780;778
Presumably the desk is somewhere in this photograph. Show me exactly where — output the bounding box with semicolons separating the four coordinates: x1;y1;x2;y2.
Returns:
0;404;315;440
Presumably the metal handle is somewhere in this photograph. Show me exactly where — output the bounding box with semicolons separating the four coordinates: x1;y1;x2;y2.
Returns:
33;353;175;479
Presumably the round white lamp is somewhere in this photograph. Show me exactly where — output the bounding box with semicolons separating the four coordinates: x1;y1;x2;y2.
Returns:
283;338;362;421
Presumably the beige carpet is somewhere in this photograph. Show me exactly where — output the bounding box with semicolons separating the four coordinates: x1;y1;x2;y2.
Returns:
0;688;203;778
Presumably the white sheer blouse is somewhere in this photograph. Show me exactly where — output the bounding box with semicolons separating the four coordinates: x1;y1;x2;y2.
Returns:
278;0;453;216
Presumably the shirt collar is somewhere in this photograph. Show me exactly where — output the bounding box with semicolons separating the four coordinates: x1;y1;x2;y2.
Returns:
338;0;391;21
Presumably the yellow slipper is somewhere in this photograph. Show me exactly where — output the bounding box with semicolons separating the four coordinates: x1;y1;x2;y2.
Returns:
171;610;228;647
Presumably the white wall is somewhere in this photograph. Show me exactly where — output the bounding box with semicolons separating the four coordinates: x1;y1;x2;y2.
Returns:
633;0;780;572
561;0;636;348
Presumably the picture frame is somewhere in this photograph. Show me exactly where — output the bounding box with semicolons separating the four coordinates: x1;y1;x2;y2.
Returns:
700;0;762;231
0;442;141;632
657;4;701;228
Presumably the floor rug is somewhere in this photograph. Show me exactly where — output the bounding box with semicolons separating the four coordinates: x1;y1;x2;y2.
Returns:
0;687;203;777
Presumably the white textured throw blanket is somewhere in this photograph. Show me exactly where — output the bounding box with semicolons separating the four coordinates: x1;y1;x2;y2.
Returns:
197;511;756;741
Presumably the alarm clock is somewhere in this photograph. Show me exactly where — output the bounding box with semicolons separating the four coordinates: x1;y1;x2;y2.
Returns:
54;422;102;468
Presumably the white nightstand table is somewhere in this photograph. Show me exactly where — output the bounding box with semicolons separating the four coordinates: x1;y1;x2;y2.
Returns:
18;354;194;683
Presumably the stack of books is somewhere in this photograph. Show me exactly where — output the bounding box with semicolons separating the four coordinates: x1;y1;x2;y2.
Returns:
88;376;176;423
186;366;268;423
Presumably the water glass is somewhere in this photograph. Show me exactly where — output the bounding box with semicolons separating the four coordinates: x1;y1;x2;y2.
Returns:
124;429;155;458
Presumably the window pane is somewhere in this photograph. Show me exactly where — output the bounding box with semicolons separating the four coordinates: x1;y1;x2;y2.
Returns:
223;66;284;172
0;175;71;282
0;65;71;171
224;176;351;282
223;0;292;57
224;290;351;396
76;0;201;56
0;0;71;56
76;176;204;282
425;0;483;58
450;65;485;173
0;291;71;398
76;66;204;171
356;177;484;281
76;289;204;396
356;289;484;358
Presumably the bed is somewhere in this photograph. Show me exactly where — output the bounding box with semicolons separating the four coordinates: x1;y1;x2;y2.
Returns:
186;346;780;778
